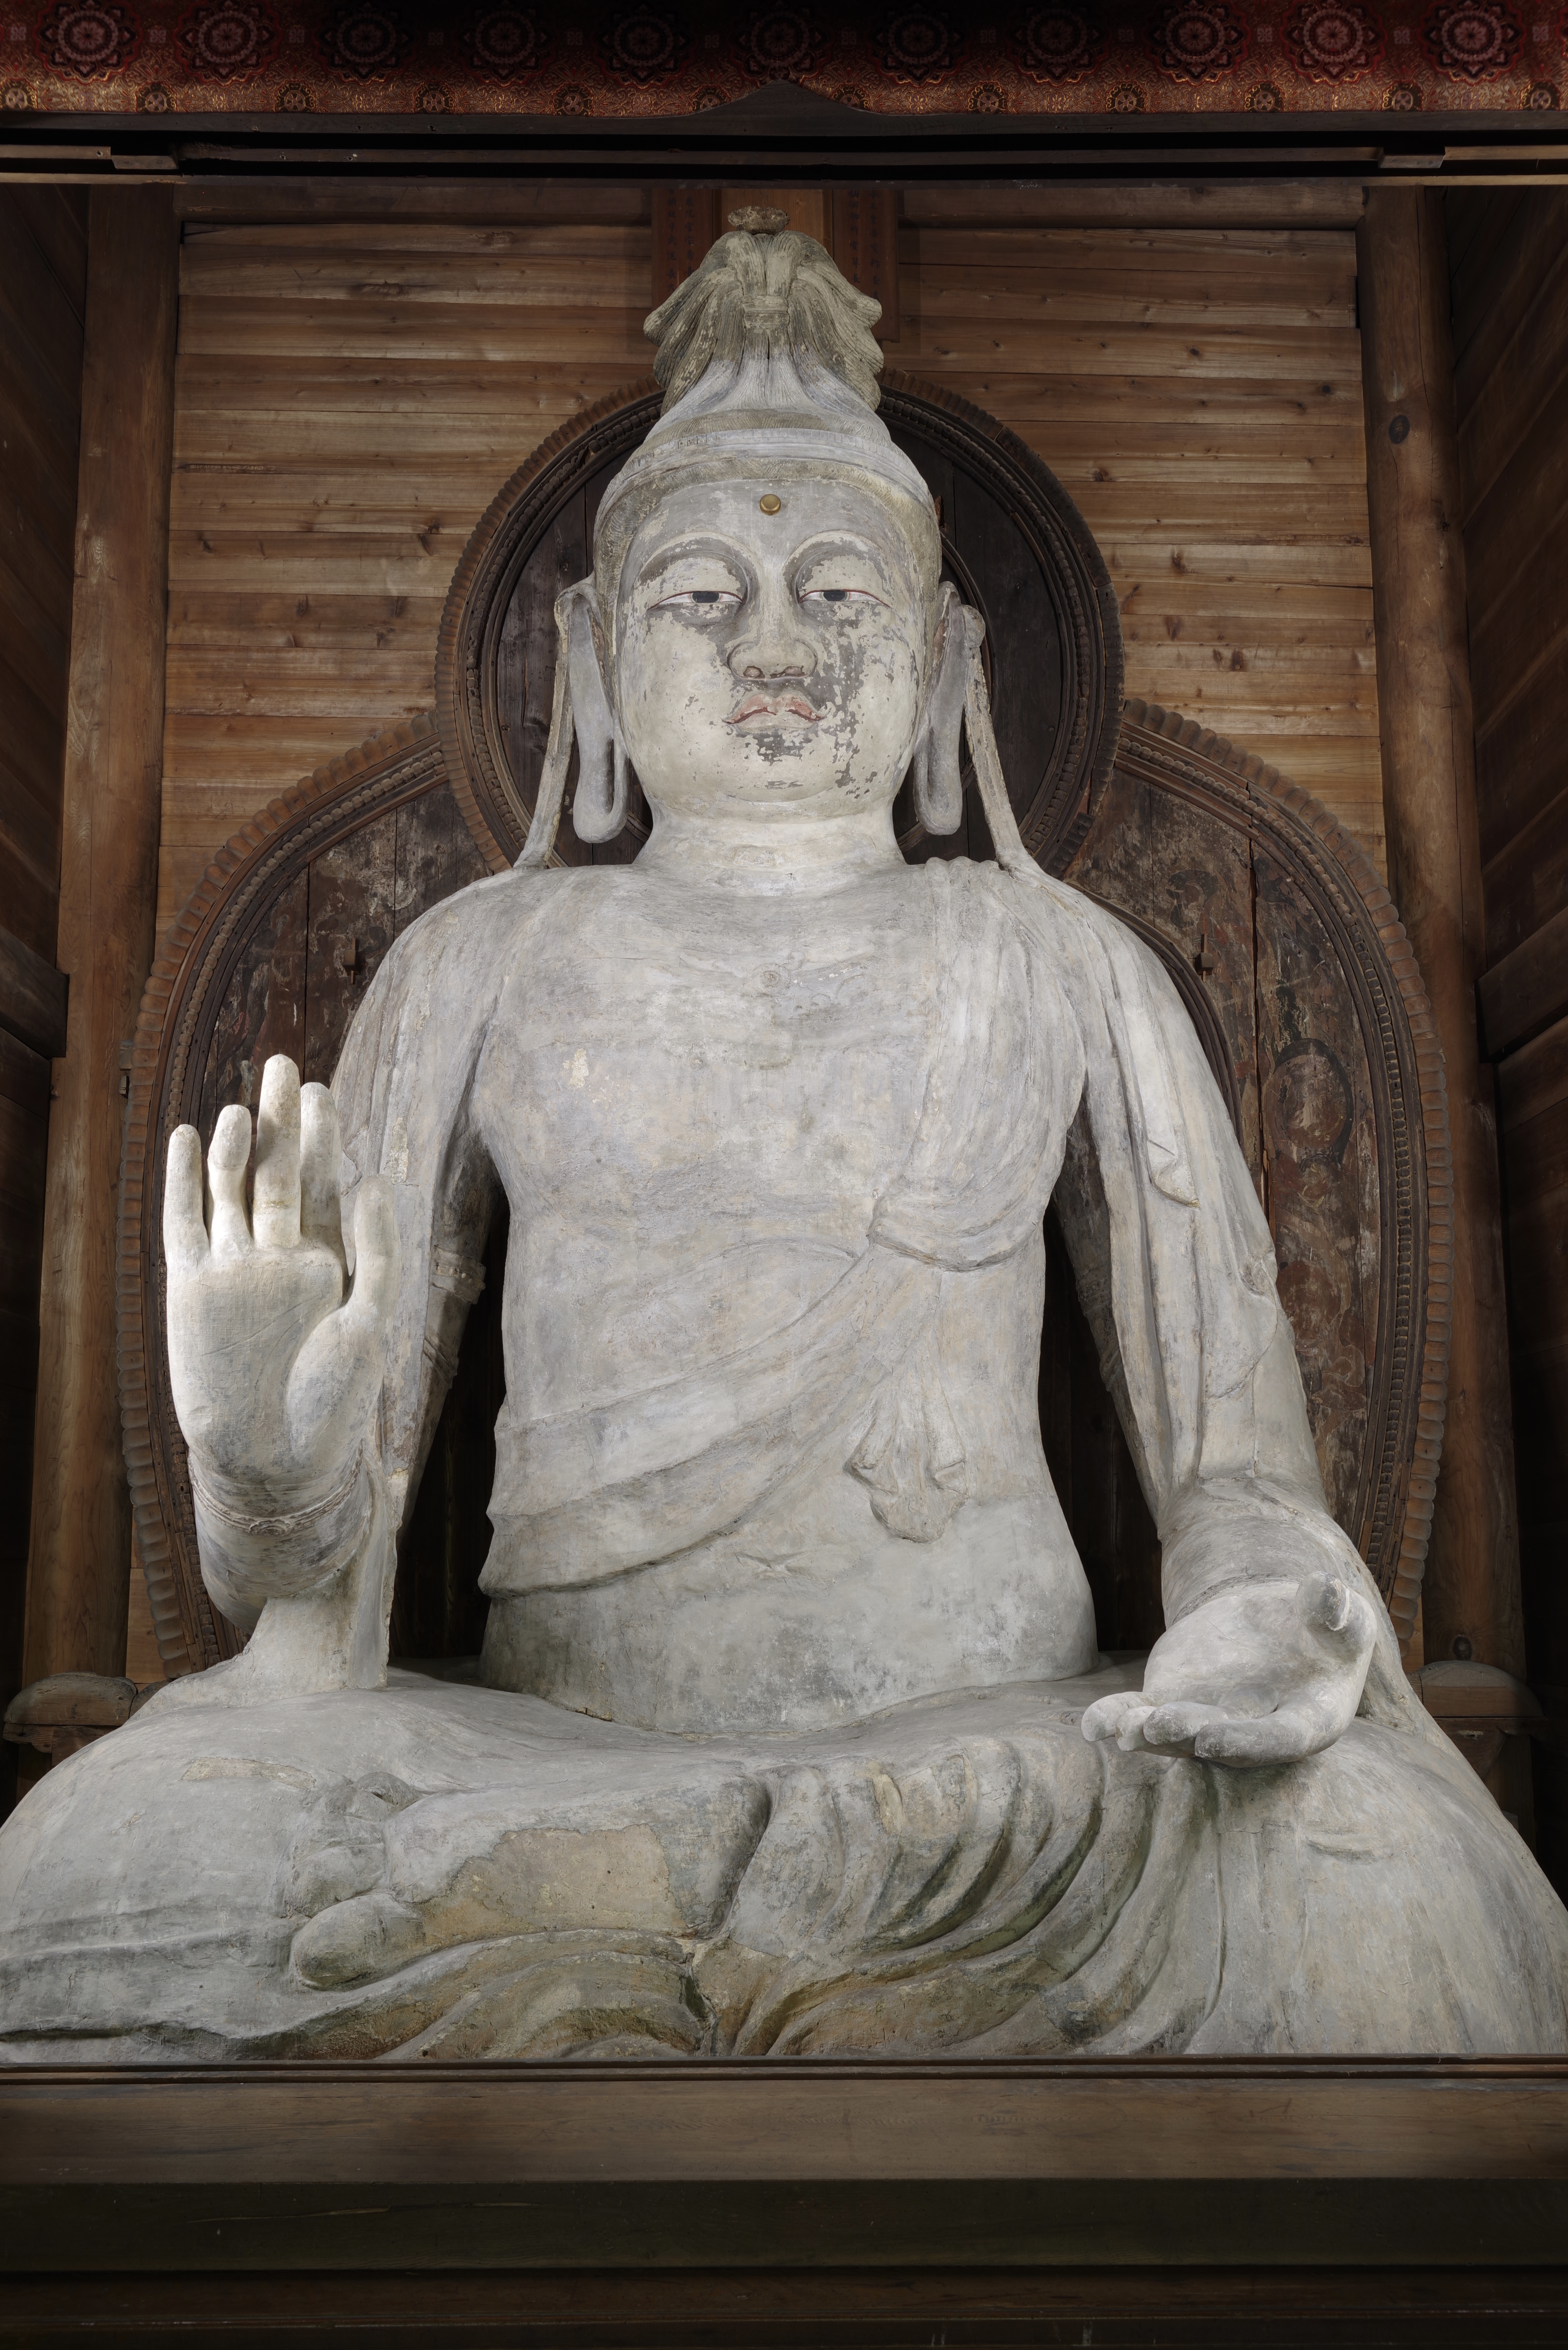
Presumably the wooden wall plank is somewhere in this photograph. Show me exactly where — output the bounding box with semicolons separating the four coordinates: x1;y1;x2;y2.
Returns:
177;185;651;229
177;300;651;364
3;186;87;312
1427;189;1509;302
831;189;899;345
1465;369;1568;650
900;185;1368;229
0;212;94;421
904;275;1355;333
0;922;68;1062
182;219;654;253
1454;200;1568;522
160;216;654;936
0;187;85;1814
652;190;721;311
898;325;1364;383
1452;192;1568;424
897;225;1380;866
1450;185;1568;1889
162;210;1385;946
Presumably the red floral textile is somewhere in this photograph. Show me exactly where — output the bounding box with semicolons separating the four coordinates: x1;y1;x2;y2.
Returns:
2;0;1561;115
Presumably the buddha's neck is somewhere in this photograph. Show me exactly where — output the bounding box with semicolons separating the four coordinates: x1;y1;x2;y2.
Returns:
636;802;906;895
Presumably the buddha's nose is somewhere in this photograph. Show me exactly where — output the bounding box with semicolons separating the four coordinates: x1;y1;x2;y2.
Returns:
730;582;816;680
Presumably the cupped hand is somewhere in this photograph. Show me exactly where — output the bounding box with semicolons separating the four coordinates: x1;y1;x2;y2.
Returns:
164;1054;399;1508
1082;1565;1378;1768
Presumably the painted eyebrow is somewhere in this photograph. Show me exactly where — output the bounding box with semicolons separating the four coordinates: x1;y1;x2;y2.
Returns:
789;534;900;586
635;534;752;589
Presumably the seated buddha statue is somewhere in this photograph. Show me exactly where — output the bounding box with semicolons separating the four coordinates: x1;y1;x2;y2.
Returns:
1;227;1565;2061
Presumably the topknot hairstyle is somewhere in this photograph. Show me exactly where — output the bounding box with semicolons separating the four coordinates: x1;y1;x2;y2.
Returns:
645;227;885;418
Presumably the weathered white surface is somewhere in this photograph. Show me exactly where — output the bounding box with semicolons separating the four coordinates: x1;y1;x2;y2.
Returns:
2;1666;1565;2060
1;225;1564;2056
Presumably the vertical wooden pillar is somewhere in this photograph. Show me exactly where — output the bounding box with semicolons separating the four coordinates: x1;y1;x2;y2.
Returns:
1358;188;1524;1676
23;192;178;1688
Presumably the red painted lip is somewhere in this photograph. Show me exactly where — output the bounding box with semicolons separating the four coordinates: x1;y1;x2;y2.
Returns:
728;695;821;725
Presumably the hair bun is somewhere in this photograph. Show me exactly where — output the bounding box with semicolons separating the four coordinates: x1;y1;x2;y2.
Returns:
645;227;884;417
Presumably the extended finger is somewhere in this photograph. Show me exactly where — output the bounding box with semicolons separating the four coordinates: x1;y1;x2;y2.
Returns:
283;1183;401;1460
346;1176;401;1328
1142;1700;1226;1754
1113;1706;1156;1754
1081;1691;1146;1745
300;1084;346;1271
163;1124;209;1273
207;1104;254;1259
1081;1693;1157;1753
253;1055;302;1250
1192;1708;1313;1768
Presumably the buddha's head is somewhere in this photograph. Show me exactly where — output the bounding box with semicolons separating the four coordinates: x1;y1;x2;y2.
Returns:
527;221;976;864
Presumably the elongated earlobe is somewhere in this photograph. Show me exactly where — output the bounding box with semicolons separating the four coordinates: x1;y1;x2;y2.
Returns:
518;580;628;870
912;583;970;837
959;605;1034;878
565;589;627;845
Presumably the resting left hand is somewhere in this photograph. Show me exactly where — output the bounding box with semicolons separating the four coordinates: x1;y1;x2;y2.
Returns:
1081;1565;1378;1768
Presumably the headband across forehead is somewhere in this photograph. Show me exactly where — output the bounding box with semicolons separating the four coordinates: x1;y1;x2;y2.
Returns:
592;225;940;600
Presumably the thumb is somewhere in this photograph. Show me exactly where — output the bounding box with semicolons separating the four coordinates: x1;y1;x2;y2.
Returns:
345;1177;401;1331
1299;1565;1376;1654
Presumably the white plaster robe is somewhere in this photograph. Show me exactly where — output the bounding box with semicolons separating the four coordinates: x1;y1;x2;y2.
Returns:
330;851;1413;1738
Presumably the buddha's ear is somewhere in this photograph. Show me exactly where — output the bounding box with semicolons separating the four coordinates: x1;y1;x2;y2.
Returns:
910;581;970;837
519;579;626;868
560;580;629;847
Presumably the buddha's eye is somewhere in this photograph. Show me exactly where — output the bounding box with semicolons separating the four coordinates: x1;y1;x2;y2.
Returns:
655;588;742;612
800;587;886;607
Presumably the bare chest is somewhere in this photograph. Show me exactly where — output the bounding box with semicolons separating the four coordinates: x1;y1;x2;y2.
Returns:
474;878;938;1239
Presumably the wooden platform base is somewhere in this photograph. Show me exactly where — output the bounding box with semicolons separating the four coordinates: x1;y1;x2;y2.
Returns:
4;2060;1566;2344
6;2266;1568;2348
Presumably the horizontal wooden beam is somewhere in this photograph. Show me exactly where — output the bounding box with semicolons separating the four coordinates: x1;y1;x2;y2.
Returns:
171;179;1373;233
5;2059;1567;2184
5;2266;1568;2344
2;2061;1566;2275
0;925;67;1063
1479;902;1568;1061
3;87;1567;192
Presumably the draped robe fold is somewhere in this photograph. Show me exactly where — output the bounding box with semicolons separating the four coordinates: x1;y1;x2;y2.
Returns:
331;852;1411;1732
5;854;1565;2062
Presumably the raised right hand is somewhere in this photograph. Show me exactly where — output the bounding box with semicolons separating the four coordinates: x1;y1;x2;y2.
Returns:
164;1054;399;1528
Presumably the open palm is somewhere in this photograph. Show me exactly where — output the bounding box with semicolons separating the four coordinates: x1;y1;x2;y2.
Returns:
164;1054;399;1518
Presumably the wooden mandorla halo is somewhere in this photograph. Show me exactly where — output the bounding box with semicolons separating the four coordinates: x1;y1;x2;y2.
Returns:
1105;701;1451;1646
